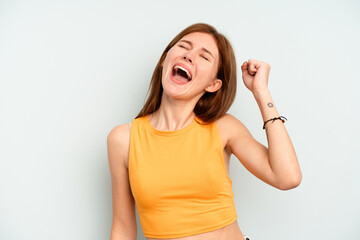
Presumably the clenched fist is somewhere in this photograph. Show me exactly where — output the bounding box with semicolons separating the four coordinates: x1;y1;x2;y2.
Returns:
241;59;271;94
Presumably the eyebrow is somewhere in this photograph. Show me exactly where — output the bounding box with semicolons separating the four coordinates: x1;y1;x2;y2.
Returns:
178;39;215;59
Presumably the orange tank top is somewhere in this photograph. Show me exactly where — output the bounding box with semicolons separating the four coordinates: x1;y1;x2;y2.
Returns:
128;114;237;238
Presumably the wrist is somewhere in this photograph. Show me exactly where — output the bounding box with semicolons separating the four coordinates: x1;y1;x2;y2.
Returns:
252;88;270;99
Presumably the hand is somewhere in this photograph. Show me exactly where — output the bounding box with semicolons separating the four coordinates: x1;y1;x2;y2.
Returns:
241;59;271;94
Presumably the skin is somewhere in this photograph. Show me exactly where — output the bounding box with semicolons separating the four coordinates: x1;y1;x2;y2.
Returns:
107;32;302;240
150;32;222;130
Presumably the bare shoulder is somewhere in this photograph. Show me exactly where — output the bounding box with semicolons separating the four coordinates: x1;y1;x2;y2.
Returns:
215;113;241;125
216;113;250;133
215;113;253;149
107;123;131;145
107;122;131;170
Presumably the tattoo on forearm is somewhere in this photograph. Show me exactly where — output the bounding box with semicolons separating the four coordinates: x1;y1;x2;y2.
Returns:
267;102;273;108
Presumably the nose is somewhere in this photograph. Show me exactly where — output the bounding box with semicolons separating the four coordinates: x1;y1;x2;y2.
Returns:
183;56;192;63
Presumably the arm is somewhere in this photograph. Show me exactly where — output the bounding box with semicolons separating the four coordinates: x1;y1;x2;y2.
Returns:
253;88;302;190
107;124;137;240
227;59;301;190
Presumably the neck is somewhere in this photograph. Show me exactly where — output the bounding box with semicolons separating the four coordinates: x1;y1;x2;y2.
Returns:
148;93;201;131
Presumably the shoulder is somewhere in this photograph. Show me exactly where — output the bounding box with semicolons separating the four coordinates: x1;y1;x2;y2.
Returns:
215;113;246;132
215;113;252;149
107;122;132;170
107;123;131;147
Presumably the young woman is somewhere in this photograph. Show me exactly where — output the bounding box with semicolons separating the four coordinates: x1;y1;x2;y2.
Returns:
107;23;302;240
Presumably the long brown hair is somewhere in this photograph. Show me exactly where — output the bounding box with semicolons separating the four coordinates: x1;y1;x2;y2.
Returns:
135;23;237;123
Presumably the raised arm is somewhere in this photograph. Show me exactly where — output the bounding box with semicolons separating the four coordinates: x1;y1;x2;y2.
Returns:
107;123;137;240
226;59;301;190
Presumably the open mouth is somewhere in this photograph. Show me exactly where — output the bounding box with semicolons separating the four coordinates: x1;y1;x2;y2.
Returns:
171;65;192;83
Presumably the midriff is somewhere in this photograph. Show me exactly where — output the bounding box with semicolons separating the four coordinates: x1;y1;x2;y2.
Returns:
146;220;244;240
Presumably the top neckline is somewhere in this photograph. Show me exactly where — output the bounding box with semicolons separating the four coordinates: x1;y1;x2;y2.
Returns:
145;114;199;136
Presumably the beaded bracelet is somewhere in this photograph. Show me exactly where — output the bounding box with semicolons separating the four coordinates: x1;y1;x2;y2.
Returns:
263;116;287;130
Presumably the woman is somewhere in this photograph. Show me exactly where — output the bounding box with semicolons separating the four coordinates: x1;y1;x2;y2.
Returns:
107;23;302;240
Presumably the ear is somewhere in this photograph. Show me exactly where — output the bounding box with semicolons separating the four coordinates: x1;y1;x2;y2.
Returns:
205;79;222;93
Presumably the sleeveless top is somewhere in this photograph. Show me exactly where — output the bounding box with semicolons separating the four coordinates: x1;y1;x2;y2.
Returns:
128;115;237;238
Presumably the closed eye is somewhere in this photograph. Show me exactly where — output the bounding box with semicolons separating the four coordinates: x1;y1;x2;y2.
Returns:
178;44;209;61
201;55;209;61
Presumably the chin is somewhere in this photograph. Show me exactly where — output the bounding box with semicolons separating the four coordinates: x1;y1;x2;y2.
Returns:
162;88;186;100
162;85;188;101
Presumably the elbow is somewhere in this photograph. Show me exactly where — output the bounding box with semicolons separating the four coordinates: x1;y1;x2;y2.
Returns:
110;229;137;240
277;174;302;191
110;223;137;240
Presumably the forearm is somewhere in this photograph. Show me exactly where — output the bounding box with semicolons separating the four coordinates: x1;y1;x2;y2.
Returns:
253;88;302;189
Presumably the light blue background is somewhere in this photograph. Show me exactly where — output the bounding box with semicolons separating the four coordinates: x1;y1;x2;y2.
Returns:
0;0;359;239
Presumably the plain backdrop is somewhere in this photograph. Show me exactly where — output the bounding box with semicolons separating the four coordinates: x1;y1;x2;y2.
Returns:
0;0;359;239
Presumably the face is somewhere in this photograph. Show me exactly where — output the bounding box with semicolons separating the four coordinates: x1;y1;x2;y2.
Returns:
161;32;222;101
